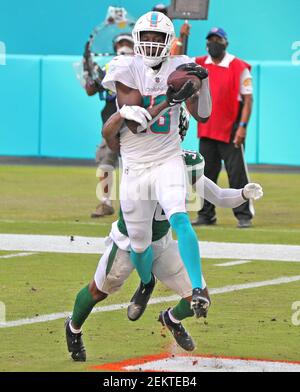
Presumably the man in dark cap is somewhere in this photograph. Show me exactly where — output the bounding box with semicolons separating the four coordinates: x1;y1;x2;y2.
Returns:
193;28;254;229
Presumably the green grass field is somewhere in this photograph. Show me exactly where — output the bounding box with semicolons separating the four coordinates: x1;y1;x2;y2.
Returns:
0;165;300;372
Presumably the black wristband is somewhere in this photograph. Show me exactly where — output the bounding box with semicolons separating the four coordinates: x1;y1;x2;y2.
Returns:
241;189;248;201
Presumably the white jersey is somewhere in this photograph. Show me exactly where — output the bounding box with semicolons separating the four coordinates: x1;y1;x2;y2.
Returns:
102;55;193;169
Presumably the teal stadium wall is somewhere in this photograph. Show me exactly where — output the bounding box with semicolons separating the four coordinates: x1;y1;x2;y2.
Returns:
0;0;300;165
1;0;299;60
40;56;104;159
0;56;41;156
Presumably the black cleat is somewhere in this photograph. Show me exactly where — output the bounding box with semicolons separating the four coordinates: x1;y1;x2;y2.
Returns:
158;309;195;352
237;219;252;229
65;316;86;362
191;288;211;318
192;215;217;226
127;274;156;321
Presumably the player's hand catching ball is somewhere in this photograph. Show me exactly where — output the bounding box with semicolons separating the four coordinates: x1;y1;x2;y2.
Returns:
176;63;209;81
242;183;263;201
119;105;152;133
166;81;198;106
166;64;207;107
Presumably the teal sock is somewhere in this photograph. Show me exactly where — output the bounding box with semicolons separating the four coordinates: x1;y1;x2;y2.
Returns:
130;246;153;285
169;212;202;289
171;298;194;321
71;285;98;329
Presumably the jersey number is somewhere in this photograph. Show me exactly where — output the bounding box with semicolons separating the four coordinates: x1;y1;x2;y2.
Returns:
143;95;171;134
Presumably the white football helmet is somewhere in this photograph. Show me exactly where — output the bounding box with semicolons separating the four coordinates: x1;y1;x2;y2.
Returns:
132;12;175;67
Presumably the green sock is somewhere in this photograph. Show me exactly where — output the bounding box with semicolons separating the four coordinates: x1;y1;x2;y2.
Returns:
171;298;194;321
71;285;98;329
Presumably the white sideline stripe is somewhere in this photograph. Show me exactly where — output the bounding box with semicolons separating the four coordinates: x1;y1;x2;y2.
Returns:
215;260;253;267
201;241;300;262
0;234;300;261
0;234;106;255
1;275;300;329
0;252;37;259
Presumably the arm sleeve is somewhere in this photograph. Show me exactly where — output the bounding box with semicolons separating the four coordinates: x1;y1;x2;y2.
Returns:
102;56;137;92
196;176;247;208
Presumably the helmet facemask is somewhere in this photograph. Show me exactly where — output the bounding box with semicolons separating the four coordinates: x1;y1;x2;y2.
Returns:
133;30;173;67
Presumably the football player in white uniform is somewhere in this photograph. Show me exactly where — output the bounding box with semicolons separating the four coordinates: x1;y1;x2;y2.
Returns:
102;11;213;317
102;106;263;322
65;149;263;362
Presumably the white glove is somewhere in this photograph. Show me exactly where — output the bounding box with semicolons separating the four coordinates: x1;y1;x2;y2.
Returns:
119;105;152;132
242;183;263;201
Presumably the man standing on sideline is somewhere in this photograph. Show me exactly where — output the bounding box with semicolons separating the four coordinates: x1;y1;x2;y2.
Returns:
192;28;254;229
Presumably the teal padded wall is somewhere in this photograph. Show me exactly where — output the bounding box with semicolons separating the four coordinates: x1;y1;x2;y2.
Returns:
1;56;300;165
40;56;106;159
1;1;299;164
0;55;40;156
258;62;300;166
245;64;259;165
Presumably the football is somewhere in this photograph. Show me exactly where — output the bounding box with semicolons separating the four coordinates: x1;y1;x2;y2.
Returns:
167;69;202;92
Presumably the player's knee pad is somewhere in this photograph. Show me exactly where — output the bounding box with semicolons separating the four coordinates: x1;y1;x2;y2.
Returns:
131;243;151;254
129;229;152;254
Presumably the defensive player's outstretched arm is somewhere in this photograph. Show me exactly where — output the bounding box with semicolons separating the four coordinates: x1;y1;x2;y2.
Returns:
196;176;263;208
102;112;123;152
